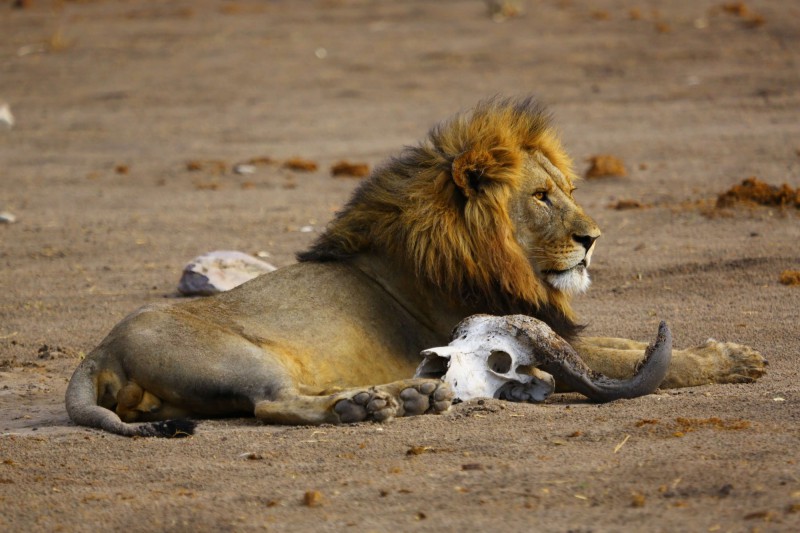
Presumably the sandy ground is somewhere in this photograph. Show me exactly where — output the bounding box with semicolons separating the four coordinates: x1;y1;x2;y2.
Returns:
1;0;799;531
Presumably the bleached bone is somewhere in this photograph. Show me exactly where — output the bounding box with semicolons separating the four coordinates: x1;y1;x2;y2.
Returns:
416;322;555;402
415;314;671;403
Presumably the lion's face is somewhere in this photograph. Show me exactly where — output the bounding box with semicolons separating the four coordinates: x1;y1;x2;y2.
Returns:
511;151;600;296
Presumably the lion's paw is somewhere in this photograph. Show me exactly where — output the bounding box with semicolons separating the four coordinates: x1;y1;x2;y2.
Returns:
694;339;768;384
396;379;453;417
333;389;398;423
333;380;453;424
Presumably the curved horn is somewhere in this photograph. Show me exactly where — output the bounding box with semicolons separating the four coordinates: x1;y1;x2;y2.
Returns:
503;316;672;402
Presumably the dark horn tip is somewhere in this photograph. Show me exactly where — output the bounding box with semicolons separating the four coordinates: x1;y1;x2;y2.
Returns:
657;321;670;342
658;321;672;347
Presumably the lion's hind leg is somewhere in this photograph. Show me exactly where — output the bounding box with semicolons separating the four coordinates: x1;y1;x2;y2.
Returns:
115;382;193;423
115;382;157;422
254;378;453;426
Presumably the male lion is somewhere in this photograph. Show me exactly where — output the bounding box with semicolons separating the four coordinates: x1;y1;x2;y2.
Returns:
66;97;766;437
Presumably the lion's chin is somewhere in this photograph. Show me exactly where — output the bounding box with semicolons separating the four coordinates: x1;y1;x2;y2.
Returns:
544;264;591;295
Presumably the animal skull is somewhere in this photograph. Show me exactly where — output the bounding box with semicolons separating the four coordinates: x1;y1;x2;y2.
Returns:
415;315;556;402
415;314;672;403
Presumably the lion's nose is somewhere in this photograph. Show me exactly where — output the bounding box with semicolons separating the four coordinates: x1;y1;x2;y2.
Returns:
573;234;597;252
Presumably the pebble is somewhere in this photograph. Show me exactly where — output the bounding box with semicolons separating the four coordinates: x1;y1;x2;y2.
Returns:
233;164;256;175
0;211;16;224
0;103;13;129
178;250;276;296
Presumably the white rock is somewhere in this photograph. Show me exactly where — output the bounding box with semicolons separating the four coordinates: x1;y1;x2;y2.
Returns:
0;103;13;129
17;44;46;57
178;250;276;296
233;164;256;175
0;212;16;224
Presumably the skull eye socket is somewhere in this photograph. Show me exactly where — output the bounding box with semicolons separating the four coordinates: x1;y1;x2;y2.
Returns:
488;351;512;374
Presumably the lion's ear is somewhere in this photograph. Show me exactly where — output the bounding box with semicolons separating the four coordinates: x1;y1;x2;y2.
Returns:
452;149;492;197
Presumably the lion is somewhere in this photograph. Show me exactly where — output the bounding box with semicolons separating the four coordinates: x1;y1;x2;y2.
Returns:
65;97;766;437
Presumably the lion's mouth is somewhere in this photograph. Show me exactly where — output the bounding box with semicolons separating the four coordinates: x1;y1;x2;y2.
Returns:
542;260;592;295
543;260;587;276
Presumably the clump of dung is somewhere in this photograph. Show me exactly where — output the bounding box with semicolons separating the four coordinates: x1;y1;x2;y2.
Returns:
779;270;800;286
716;177;799;209
585;155;627;178
331;161;370;178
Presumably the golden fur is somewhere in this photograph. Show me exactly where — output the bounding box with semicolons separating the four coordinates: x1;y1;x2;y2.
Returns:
300;97;579;336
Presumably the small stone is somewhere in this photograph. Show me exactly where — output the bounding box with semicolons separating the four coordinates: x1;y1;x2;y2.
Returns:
303;490;324;507
178;250;277;296
238;452;264;460
631;491;646;507
233;164;256;175
0;103;14;129
0;212;16;224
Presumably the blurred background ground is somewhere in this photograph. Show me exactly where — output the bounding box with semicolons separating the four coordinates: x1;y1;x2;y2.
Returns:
0;1;798;531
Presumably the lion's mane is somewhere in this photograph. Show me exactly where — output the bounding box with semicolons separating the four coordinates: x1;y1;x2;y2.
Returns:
298;96;581;339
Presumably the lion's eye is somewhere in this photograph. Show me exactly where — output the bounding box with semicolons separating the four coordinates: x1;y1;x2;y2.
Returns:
533;191;550;204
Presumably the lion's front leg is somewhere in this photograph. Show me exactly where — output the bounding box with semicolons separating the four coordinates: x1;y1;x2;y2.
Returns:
254;378;453;425
573;336;767;389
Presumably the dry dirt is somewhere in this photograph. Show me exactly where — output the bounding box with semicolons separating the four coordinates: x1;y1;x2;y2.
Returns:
1;1;799;531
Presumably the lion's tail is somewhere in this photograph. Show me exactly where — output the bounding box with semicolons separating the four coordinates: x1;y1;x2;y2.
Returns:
65;359;195;438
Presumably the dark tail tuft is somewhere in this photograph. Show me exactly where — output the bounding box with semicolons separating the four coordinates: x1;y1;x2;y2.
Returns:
140;419;197;438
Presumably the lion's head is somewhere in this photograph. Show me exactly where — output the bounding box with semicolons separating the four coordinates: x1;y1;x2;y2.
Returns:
299;96;600;340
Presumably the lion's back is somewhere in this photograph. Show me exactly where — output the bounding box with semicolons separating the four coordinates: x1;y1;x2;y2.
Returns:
173;261;441;375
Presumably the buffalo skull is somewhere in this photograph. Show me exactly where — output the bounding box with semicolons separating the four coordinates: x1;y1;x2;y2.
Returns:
415;314;671;403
